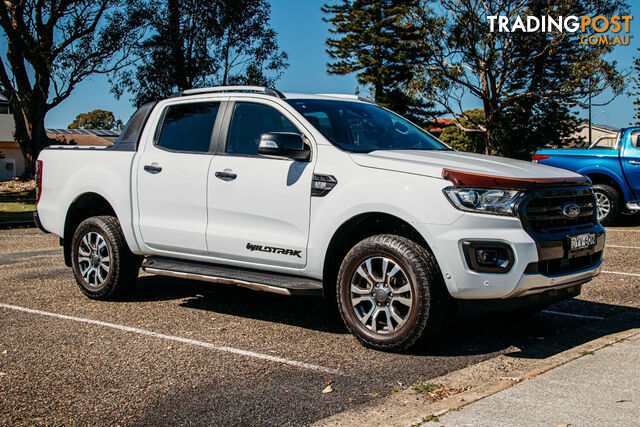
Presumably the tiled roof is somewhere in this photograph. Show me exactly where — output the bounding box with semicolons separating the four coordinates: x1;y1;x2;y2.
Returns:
46;128;120;137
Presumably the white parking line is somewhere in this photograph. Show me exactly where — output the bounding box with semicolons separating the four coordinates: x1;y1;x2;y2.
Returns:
542;310;605;320
607;245;640;249
602;270;640;277
0;302;343;376
0;249;62;264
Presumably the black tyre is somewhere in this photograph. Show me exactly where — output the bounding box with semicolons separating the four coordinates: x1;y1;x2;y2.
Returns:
71;216;141;299
592;184;620;226
336;234;445;351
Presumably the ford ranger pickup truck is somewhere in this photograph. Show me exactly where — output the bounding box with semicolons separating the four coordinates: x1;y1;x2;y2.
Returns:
534;127;640;225
34;86;605;351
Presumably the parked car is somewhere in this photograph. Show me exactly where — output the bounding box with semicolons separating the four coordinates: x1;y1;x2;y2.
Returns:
533;128;640;225
34;86;604;351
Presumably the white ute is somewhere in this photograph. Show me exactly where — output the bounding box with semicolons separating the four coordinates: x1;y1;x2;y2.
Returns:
34;86;605;351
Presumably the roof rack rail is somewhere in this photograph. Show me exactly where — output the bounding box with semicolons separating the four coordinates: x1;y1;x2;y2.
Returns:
316;93;376;104
169;85;285;99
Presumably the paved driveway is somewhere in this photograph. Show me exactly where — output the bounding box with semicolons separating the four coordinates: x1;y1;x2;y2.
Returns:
1;225;639;425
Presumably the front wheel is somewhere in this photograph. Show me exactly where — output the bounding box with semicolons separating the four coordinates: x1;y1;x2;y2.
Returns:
71;216;140;300
592;184;620;226
336;234;445;351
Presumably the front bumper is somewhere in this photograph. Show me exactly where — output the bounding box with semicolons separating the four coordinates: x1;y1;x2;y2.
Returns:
416;213;604;300
508;258;602;298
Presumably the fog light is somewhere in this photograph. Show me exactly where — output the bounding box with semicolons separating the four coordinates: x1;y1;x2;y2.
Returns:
463;241;514;273
476;249;498;266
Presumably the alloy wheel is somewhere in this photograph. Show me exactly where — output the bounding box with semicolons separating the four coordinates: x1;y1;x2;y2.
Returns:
349;256;413;334
77;231;111;288
594;191;611;221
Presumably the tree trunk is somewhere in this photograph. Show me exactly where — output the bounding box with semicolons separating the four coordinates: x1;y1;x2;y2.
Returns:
167;0;187;90
483;127;491;156
482;102;494;156
13;99;52;178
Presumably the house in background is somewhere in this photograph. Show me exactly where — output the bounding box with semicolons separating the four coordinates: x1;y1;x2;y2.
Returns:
548;122;620;150
572;122;619;148
46;128;120;146
425;118;453;137
0;96;119;180
0;94;20;181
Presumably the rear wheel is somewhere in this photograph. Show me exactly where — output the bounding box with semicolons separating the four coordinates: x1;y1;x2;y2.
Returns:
71;216;140;299
592;184;620;226
336;234;445;351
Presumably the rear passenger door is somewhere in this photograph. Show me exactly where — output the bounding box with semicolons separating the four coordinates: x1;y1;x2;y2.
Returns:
206;100;314;268
621;130;640;199
137;101;222;255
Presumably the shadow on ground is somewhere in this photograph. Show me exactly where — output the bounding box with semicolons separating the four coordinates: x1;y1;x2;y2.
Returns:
612;213;640;227
130;275;346;333
127;275;640;361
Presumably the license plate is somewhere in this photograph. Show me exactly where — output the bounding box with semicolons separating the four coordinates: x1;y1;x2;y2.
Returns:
569;233;596;250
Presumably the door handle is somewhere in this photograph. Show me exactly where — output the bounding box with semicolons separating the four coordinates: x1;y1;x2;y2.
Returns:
629;160;640;165
215;171;237;181
143;164;162;174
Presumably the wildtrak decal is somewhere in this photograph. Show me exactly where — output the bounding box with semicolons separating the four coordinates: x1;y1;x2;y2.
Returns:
246;243;302;258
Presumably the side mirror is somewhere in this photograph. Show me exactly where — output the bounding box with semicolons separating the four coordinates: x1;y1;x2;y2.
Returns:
258;132;310;161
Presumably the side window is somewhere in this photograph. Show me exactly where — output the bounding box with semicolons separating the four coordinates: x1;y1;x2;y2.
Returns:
156;102;220;153
302;111;336;143
115;101;156;150
631;131;640;149
226;102;299;155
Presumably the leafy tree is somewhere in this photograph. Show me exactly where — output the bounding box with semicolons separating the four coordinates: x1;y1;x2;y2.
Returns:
633;50;640;126
440;106;582;160
323;0;436;124
438;110;485;153
0;1;149;176
68;110;123;130
112;0;288;107
414;0;627;155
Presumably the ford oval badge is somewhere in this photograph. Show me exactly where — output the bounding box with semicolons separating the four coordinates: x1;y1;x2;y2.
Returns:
562;203;580;218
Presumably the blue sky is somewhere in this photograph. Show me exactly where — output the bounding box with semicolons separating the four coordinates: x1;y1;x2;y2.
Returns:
32;1;640;128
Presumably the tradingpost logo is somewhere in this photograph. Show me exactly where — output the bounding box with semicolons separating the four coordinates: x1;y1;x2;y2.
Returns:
487;14;632;46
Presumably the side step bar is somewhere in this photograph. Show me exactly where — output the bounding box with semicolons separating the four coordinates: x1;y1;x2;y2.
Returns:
141;256;323;296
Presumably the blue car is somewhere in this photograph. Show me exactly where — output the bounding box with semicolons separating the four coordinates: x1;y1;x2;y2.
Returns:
533;127;640;225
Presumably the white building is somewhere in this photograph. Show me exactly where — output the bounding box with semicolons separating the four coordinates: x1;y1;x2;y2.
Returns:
0;95;118;180
574;123;619;148
0;94;21;180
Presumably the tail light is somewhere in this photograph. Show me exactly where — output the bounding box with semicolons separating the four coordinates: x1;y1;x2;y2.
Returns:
532;154;550;163
35;160;43;203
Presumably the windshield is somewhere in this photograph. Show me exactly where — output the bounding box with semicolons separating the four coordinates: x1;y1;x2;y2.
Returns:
285;99;450;153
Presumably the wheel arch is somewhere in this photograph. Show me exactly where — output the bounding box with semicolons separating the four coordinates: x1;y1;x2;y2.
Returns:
587;172;625;195
579;168;630;200
321;212;433;300
62;192;117;267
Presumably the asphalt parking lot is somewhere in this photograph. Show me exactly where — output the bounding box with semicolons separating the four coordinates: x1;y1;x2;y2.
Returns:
1;224;640;425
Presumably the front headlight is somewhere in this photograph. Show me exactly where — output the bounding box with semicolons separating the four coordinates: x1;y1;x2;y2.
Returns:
443;187;524;216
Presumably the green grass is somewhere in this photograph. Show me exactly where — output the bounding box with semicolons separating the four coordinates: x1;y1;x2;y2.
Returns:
0;189;36;222
421;414;440;423
412;383;442;394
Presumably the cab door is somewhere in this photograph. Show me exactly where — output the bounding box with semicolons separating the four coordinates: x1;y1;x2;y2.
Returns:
136;101;222;254
206;100;314;268
621;130;640;200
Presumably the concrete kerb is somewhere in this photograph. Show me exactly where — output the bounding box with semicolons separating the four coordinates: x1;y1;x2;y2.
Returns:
313;316;640;426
